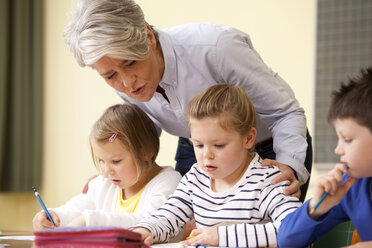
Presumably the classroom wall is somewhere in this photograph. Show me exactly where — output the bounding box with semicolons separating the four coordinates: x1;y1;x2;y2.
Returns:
0;0;316;230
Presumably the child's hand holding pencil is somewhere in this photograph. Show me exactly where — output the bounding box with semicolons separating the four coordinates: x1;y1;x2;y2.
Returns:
32;186;60;230
33;209;60;231
308;164;357;219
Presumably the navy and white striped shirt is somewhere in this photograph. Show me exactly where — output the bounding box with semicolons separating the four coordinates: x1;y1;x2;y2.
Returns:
137;154;302;247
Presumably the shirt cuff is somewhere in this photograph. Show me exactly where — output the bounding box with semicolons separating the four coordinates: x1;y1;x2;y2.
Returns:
303;200;331;223
83;210;95;226
217;226;226;247
276;155;310;185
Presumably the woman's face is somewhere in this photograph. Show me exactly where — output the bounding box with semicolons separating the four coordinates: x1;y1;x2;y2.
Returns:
93;27;164;102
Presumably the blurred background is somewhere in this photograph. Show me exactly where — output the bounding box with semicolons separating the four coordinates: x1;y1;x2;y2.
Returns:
0;0;371;230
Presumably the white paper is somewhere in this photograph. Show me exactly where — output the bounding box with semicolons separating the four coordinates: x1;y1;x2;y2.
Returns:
151;243;192;248
0;235;34;241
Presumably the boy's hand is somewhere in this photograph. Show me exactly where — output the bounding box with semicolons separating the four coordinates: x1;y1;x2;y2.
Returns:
32;210;60;230
261;159;301;198
181;226;218;247
66;215;86;227
132;227;153;245
308;163;356;219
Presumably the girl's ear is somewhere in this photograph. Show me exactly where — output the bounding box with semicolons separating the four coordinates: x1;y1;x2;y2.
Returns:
143;150;154;163
244;127;257;150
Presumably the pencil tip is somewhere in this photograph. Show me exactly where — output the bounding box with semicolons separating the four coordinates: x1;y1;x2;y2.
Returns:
309;208;315;215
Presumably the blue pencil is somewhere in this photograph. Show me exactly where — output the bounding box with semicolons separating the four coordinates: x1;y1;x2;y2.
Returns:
310;192;329;214
32;186;56;226
310;164;349;215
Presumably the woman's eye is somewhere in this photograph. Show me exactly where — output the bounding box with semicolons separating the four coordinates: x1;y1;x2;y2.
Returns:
107;72;117;80
126;60;136;67
344;138;352;143
194;144;203;148
112;160;122;164
215;144;225;148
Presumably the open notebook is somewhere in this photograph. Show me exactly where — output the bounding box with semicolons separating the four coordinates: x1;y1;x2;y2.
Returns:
34;226;149;247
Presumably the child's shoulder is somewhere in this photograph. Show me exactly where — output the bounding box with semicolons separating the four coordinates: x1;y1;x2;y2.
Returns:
248;154;281;179
84;175;118;195
89;175;109;185
158;166;182;178
245;154;291;190
147;166;182;186
143;166;182;193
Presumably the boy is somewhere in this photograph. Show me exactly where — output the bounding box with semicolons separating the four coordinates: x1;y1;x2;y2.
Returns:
278;68;372;247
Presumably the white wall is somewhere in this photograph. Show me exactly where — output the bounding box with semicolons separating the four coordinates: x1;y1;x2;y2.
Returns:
0;0;315;230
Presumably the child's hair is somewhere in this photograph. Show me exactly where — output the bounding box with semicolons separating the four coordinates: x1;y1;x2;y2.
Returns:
90;103;159;177
186;83;256;136
327;68;372;133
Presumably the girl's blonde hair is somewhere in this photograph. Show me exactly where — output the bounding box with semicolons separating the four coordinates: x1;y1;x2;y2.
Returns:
187;83;256;137
90;103;159;179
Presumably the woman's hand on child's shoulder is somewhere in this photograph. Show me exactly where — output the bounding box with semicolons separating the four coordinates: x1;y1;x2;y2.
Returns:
181;226;218;247
32;210;60;231
132;227;153;245
261;158;301;198
81;174;98;194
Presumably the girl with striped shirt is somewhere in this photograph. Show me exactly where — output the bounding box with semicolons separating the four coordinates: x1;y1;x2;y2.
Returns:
134;84;302;247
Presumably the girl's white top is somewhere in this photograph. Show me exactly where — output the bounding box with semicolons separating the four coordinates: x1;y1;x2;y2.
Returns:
52;166;181;228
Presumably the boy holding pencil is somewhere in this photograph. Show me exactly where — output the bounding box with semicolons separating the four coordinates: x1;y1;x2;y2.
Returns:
278;68;372;247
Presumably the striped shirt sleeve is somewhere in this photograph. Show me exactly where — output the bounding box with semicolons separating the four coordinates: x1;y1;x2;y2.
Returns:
136;154;302;247
136;173;195;243
217;179;302;247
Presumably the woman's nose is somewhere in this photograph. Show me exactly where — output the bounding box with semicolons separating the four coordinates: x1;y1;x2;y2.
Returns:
119;72;136;89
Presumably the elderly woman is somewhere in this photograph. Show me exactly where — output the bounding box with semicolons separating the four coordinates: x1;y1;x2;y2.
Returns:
64;0;312;201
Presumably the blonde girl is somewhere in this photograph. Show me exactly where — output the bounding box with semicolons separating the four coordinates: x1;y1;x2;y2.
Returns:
134;84;302;247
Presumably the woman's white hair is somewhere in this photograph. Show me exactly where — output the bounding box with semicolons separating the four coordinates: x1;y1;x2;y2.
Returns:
63;0;150;67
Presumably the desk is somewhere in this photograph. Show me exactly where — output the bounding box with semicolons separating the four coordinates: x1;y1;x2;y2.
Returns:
0;239;225;248
0;234;221;248
152;244;224;248
0;238;34;247
0;231;34;247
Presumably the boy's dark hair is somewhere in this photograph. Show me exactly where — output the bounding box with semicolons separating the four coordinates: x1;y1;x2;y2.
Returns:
327;67;372;133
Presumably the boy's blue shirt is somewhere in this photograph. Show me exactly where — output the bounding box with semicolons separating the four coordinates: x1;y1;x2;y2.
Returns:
277;175;372;247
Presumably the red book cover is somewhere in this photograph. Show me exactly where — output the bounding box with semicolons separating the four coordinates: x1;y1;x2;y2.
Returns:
34;226;149;248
